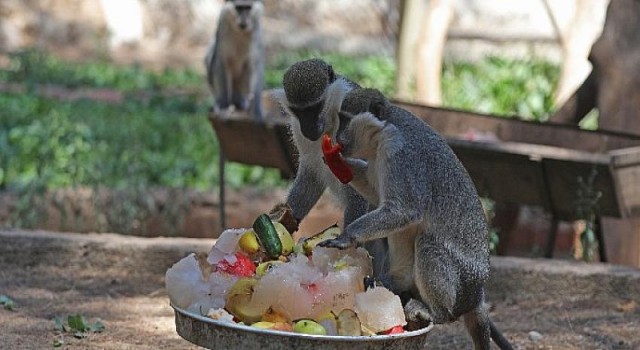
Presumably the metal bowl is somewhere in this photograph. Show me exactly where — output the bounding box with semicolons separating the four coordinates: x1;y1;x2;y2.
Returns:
172;304;433;350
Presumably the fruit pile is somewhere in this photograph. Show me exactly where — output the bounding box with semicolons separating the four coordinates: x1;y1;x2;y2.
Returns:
165;209;407;336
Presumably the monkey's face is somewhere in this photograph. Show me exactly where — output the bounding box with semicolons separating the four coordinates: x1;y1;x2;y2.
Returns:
282;59;337;141
288;101;325;141
341;88;388;119
226;0;263;32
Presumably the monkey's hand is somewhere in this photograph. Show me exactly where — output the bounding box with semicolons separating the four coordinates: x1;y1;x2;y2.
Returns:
268;202;299;233
321;134;353;184
317;233;356;249
404;298;433;331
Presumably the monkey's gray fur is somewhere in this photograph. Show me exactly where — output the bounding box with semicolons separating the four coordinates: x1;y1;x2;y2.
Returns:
272;59;388;277
205;0;264;120
322;88;513;350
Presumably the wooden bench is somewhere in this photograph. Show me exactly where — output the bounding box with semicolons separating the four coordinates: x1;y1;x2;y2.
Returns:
208;100;640;261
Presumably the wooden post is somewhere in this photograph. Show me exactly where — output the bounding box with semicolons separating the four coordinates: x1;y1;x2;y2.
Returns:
544;216;559;258
219;153;226;231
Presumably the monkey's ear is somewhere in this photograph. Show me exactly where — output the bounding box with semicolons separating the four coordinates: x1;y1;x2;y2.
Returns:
326;64;336;83
368;89;387;117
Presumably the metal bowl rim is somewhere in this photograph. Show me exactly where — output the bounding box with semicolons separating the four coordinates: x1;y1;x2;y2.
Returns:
171;303;433;342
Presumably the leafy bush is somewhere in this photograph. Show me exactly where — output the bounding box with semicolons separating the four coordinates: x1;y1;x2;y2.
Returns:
0;50;292;192
265;51;396;95
0;49;561;234
442;56;559;121
1;49;202;92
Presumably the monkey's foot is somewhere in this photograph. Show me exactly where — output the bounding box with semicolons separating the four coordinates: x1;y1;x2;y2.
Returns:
404;298;433;331
318;236;355;249
215;106;236;120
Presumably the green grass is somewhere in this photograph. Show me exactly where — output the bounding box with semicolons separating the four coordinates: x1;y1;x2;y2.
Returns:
1;49;203;92
264;51;397;95
0;49;561;194
442;56;560;121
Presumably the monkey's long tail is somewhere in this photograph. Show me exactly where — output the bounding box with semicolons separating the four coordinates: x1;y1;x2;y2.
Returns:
489;319;514;350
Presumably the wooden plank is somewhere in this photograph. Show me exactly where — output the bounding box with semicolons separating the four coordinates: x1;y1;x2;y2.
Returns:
396;101;640;152
447;139;551;208
208;113;296;178
542;158;618;220
206;102;640;220
610;147;640;217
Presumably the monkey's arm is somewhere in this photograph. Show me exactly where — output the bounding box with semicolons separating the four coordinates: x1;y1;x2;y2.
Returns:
342;184;370;227
343;158;379;206
343;157;367;188
344;158;367;179
320;201;423;249
286;161;326;224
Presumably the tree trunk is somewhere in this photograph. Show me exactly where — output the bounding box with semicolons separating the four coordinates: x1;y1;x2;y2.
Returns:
551;0;609;106
395;0;425;100
415;0;453;106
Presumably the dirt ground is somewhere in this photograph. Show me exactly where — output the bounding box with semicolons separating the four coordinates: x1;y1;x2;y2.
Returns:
1;229;639;350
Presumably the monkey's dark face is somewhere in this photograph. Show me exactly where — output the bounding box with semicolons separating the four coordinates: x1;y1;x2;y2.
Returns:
282;59;337;141
289;100;325;141
341;88;387;118
235;6;252;30
226;0;262;32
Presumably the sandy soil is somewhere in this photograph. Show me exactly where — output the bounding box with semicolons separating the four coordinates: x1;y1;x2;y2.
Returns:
1;229;639;350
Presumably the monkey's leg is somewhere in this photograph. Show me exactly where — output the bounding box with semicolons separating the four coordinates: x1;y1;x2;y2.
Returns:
249;92;263;121
342;184;370;227
413;234;459;324
216;62;233;109
214;65;232;111
249;64;265;121
231;73;249;112
403;298;433;331
363;236;389;280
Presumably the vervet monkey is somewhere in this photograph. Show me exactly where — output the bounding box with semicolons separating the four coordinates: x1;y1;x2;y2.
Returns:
205;0;264;120
322;89;513;350
272;59;388;277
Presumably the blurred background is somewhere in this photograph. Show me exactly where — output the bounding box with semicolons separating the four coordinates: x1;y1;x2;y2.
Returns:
3;0;627;263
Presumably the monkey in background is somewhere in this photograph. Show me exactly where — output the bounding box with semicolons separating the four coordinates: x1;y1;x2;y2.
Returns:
205;0;264;121
272;59;389;278
321;88;513;350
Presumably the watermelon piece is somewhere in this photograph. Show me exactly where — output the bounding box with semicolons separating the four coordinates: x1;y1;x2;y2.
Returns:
381;325;405;335
216;252;256;277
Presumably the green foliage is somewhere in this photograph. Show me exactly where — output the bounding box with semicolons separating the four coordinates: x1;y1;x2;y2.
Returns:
0;295;15;311
0;53;285;192
480;197;500;255
265;51;396;95
1;49;202;92
54;314;105;341
574;168;602;262
442;56;560;121
0;50;287;233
